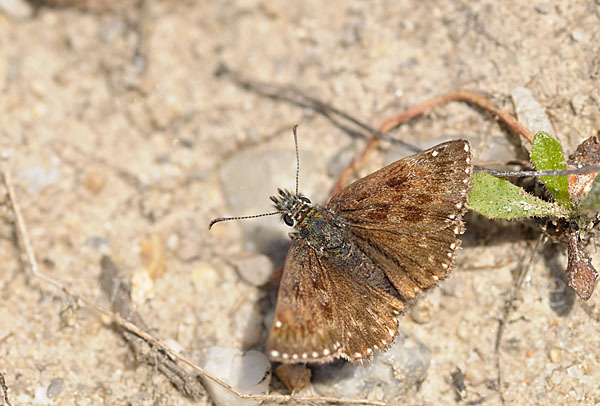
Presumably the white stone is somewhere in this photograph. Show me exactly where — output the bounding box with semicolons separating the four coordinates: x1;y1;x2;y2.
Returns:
312;330;431;401
199;347;271;406
0;0;32;19
511;87;555;137
232;253;274;287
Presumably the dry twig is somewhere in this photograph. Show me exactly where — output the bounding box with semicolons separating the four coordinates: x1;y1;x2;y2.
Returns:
0;371;11;406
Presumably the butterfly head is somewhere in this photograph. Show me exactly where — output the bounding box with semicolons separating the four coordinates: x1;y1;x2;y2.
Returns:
270;188;313;228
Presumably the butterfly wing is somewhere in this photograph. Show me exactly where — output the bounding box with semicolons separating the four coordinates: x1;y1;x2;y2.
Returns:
266;239;344;363
267;238;405;363
327;140;472;302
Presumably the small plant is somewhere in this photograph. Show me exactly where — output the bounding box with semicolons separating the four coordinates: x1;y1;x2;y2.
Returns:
469;131;600;300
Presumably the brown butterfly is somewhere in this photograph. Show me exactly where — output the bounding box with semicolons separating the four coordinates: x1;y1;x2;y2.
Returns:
211;134;473;363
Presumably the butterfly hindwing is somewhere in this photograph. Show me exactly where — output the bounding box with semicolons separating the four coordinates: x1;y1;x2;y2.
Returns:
267;239;406;363
321;254;405;360
267;239;345;363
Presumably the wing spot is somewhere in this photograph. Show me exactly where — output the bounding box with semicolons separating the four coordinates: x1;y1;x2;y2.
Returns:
413;286;420;293
323;349;330;356
456;203;462;209
463;178;469;183
466;157;471;163
374;345;379;350
282;353;289;360
447;252;453;258
448;214;456;220
367;348;373;354
354;352;362;358
442;263;449;269
450;243;456;249
388;328;395;338
433;275;439;281
270;350;279;358
292;354;298;360
274;320;282;328
453;226;460;234
302;353;308;359
464;143;470;152
312;351;319;358
465;168;471;174
431;150;439;157
335;341;341;349
381;339;387;346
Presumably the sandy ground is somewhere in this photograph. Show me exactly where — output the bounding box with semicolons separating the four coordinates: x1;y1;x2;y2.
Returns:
1;0;600;405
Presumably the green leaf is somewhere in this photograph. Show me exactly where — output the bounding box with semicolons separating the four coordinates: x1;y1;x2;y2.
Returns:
530;131;570;208
468;172;568;219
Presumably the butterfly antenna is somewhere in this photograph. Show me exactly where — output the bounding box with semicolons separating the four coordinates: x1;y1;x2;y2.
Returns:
208;211;281;230
292;125;301;196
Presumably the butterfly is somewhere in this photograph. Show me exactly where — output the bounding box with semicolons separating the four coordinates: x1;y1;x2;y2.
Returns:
264;139;473;363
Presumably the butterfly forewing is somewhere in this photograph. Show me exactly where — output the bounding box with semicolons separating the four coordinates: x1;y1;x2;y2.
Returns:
328;140;472;300
329;140;472;235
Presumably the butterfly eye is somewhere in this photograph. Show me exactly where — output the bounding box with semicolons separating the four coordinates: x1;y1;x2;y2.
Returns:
283;214;294;227
300;196;311;204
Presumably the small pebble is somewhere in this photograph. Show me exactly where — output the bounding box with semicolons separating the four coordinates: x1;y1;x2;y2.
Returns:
83;171;106;194
98;19;126;43
232;254;274;286
0;0;33;19
439;278;462;297
274;364;312;392
535;3;551;14
231;302;263;348
163;338;183;355
18;165;62;193
312;330;430;401
571;29;585;42
410;290;439;324
457;322;470;340
130;268;154;305
511;87;555;139
549;348;561;363
32;385;51;405
199;347;271;406
140;234;167;279
191;263;220;291
46;378;64;398
410;301;433;324
218;148;325;254
464;361;487;386
59;306;78;328
86;236;108;250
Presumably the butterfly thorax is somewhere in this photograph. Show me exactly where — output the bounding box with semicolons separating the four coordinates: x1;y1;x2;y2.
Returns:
270;188;349;254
